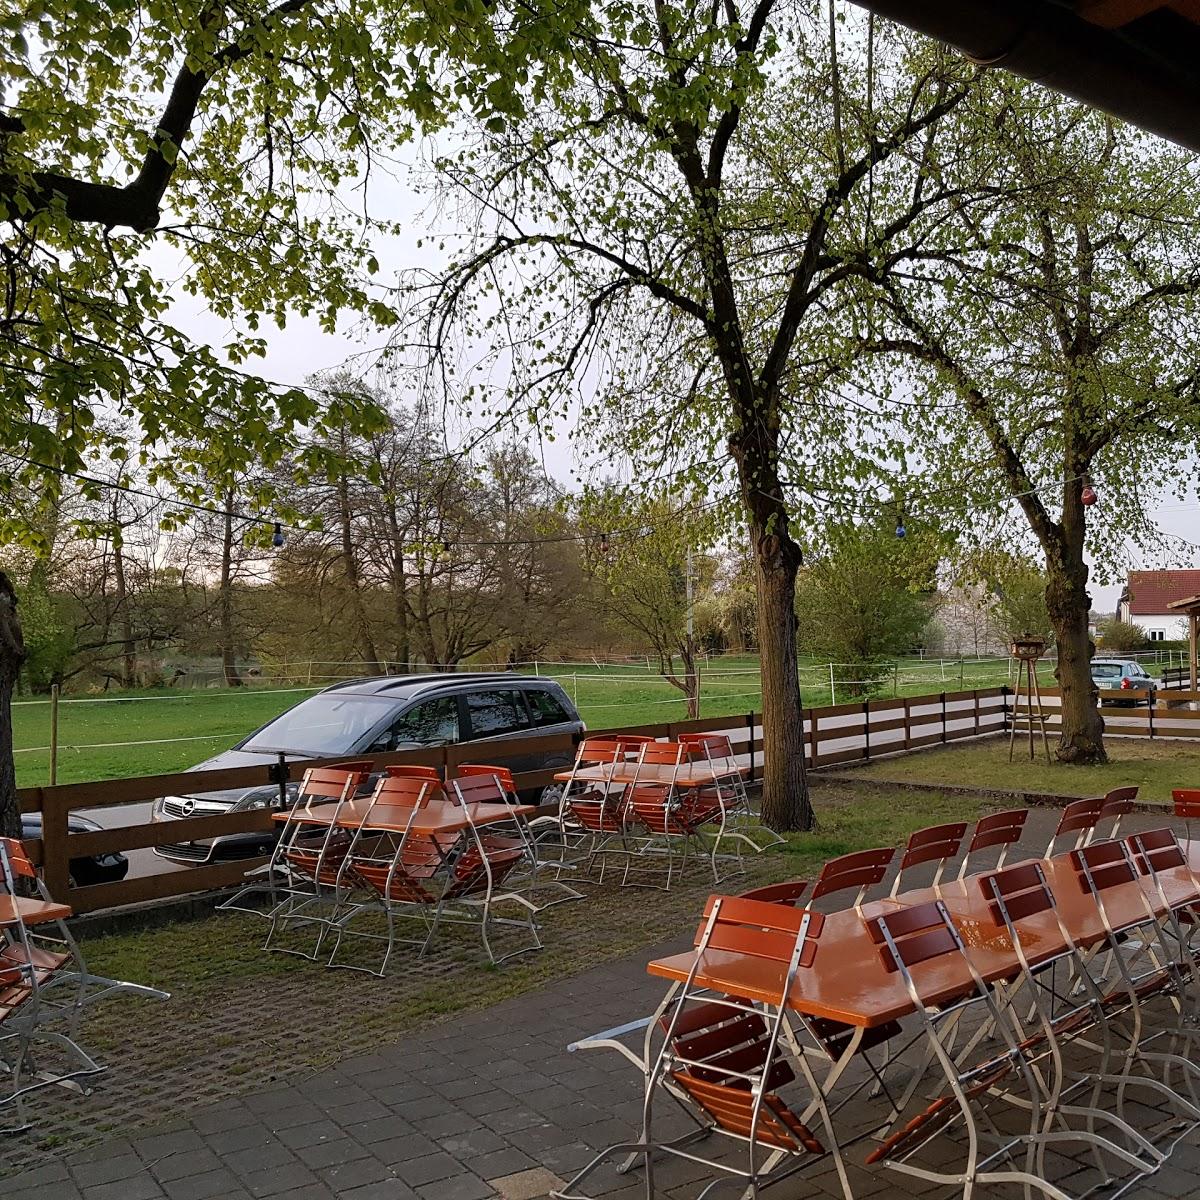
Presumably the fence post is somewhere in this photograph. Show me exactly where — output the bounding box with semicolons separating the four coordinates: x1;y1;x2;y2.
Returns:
41;792;70;902
49;683;60;787
893;664;899;697
810;707;819;765
941;692;947;743
1148;692;1155;740
863;701;871;761
829;663;836;705
903;698;911;750
973;690;980;736
959;659;964;689
746;712;756;781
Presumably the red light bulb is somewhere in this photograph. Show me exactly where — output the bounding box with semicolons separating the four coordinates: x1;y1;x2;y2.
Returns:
1081;485;1097;507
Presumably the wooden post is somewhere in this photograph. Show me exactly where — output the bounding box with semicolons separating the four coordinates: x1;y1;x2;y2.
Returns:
49;683;60;787
1191;613;1198;694
41;792;70;901
746;712;756;781
863;701;871;761
902;698;911;749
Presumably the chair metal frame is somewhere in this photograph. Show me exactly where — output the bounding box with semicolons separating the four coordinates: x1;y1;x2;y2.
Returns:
867;899;1075;1200
0;840;167;1133
678;733;783;853
260;765;376;957
549;738;629;883
220;762;371;920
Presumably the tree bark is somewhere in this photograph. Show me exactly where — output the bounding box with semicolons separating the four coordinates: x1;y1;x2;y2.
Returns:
335;469;381;671
111;501;137;688
1046;486;1106;764
219;492;243;687
0;572;27;840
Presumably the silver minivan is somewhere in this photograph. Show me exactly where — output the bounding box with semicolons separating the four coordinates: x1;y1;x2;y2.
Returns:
151;673;584;862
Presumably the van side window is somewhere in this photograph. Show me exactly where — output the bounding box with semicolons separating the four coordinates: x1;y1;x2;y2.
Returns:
527;689;570;727
379;697;460;749
465;690;530;737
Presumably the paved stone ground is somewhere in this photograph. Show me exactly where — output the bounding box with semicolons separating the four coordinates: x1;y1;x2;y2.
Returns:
8;804;1200;1198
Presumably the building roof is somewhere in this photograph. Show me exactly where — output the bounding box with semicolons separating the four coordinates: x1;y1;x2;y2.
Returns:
1124;570;1200;615
851;1;1200;153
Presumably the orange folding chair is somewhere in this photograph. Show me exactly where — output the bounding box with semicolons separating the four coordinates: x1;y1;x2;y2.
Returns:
1088;786;1139;844
260;765;373;956
554;738;630;884
1045;797;1104;858
810;847;896;911
554;894;846;1200
623;741;727;889
957;808;1029;879
679;732;782;853
889;822;969;897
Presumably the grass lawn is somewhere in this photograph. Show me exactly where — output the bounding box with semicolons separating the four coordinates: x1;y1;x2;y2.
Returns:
847;734;1200;805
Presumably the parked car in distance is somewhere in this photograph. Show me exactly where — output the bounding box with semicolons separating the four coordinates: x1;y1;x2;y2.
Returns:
151;673;585;864
19;812;130;887
1091;658;1157;705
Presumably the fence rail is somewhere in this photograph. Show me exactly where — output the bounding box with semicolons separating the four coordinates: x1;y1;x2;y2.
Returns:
15;689;1014;916
1010;688;1200;740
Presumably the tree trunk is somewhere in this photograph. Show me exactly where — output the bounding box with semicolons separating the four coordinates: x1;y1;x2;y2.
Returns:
751;520;813;831
0;572;27;840
1046;547;1106;765
1044;479;1105;764
110;505;137;689
219;492;243;687
336;471;381;671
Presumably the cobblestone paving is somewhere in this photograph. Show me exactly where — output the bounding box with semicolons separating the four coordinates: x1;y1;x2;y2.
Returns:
9;804;1200;1198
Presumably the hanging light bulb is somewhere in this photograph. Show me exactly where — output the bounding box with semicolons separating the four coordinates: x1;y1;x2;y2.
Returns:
442;539;452;553
271;522;285;548
895;520;907;539
1081;484;1097;507
599;531;609;553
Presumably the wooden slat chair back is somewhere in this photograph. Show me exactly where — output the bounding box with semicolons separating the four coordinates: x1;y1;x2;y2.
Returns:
383;764;442;782
456;763;517;798
1046;796;1104;858
1090;786;1139;844
889;822;968;897
739;879;810;906
1173;788;1200;850
957;808;1029;879
810;847;895;911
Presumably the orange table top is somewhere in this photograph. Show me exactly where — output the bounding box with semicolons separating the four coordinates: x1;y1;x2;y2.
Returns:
646;845;1200;1029
272;798;536;837
0;893;72;927
554;763;748;786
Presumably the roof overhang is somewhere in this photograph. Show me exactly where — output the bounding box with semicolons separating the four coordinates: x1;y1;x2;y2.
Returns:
848;1;1200;154
1167;593;1200;614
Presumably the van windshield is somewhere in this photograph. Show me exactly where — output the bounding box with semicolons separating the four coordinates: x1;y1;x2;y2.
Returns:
240;695;394;754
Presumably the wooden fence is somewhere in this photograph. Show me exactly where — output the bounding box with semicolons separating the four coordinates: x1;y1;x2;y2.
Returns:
1010;688;1200;740
15;688;1010;915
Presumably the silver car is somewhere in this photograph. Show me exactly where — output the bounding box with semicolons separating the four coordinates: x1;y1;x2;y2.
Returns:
1090;658;1157;706
151;673;584;862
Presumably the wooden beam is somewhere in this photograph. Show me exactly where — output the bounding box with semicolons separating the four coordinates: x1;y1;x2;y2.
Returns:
1191;612;1198;693
1079;0;1170;28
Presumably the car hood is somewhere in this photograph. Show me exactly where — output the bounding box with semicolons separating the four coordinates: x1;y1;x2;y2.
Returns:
171;747;318;805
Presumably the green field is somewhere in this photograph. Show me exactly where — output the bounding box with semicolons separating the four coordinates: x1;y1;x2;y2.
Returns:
8;653;1135;787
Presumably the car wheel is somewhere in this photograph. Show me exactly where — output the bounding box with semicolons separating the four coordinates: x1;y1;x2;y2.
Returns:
537;784;564;810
